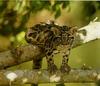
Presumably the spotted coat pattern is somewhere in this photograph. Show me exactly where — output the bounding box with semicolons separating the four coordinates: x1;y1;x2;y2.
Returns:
25;21;77;74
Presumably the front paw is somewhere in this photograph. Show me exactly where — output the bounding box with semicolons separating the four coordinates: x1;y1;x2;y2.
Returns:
60;64;71;73
48;64;58;74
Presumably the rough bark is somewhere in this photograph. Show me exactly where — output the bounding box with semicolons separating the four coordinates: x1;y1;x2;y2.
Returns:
0;69;100;86
0;45;44;69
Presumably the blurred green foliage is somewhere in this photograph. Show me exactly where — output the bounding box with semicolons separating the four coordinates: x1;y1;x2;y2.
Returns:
0;0;100;36
0;0;70;48
0;0;69;35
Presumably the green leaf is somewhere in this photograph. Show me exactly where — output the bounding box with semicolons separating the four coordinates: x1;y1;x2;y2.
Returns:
30;0;51;12
62;1;69;9
52;1;62;11
55;6;61;19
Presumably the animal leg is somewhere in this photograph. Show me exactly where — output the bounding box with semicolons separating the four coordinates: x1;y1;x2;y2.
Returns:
46;53;58;74
60;47;71;73
33;58;42;69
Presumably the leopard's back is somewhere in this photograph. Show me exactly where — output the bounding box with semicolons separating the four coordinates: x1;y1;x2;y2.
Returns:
25;21;77;52
25;23;59;47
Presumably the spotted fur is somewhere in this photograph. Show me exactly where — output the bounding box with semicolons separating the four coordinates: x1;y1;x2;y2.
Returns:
25;21;77;74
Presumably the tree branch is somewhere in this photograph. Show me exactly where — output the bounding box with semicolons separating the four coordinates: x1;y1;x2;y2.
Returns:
73;21;100;47
0;69;100;85
0;22;100;69
0;45;45;69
